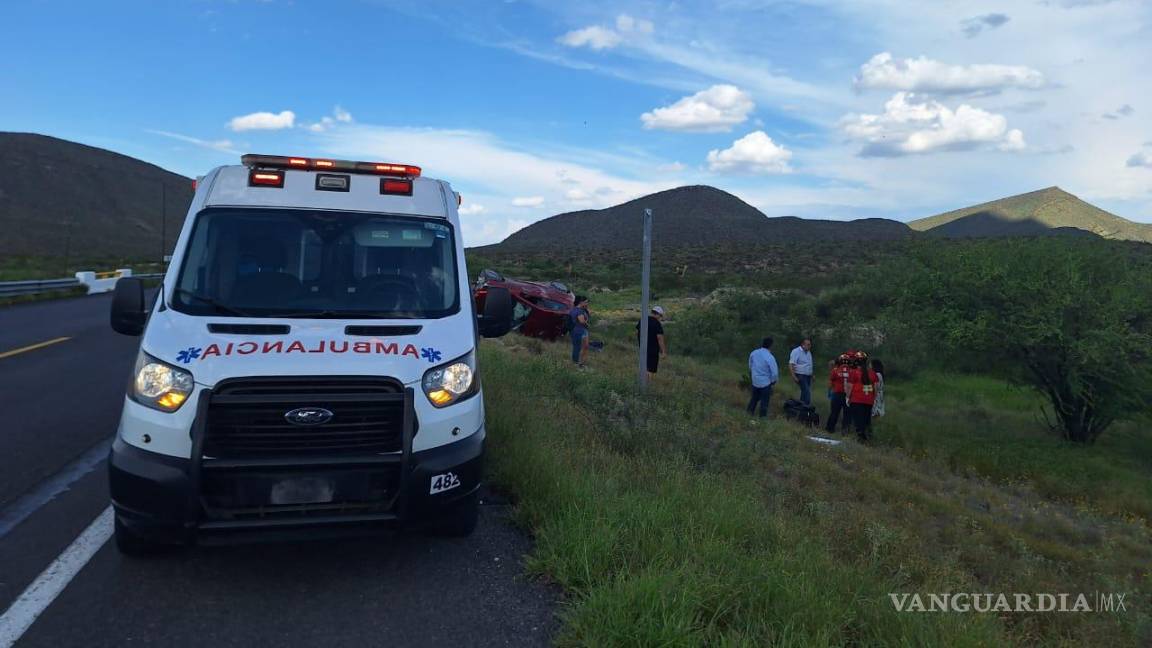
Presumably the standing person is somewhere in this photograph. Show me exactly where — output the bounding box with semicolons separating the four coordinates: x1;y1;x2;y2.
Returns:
839;351;857;433
635;305;667;380
568;295;590;367
871;359;886;419
825;352;852;434
747;337;779;418
846;353;880;442
788;337;814;406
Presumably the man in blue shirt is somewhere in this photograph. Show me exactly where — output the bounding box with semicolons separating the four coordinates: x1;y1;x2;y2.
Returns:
747;337;779;417
789;337;814;406
568;295;590;367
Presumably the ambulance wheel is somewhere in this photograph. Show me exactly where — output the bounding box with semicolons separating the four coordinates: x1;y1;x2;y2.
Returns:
114;516;161;556
428;490;480;537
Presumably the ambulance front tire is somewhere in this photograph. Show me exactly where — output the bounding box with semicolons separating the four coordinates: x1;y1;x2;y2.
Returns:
114;515;163;556
427;490;480;537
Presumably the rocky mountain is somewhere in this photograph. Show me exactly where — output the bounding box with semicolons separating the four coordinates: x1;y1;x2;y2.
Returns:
0;132;193;261
485;185;913;252
909;186;1151;242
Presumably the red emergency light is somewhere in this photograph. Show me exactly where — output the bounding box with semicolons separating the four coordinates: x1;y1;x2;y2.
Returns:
248;170;286;187
380;178;413;196
241;154;421;177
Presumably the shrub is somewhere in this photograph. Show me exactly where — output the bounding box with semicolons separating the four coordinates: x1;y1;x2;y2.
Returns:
887;239;1152;443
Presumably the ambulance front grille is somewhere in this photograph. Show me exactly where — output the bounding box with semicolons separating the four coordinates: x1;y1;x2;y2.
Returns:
203;377;406;459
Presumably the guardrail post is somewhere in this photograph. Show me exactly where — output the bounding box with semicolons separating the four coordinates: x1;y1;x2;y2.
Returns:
74;272;97;294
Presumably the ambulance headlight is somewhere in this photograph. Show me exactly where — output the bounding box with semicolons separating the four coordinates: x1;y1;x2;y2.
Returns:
131;352;194;412
422;351;477;408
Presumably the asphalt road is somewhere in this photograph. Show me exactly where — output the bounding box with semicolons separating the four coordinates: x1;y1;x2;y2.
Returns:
0;294;557;647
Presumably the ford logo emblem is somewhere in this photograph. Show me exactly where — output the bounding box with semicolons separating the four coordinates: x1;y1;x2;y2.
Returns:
284;407;334;426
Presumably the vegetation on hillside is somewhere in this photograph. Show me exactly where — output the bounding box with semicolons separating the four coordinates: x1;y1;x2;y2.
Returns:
474;237;1152;444
477;235;1151;644
0;132;191;261
888;239;1152;443
481;334;1150;646
0;255;164;282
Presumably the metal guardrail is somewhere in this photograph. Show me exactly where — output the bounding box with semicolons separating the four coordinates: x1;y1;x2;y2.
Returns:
0;278;81;297
0;272;164;298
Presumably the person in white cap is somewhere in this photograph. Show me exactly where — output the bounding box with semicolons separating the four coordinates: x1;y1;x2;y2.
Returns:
635;305;667;380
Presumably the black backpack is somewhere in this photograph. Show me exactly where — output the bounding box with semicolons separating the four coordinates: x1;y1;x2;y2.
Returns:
783;399;821;427
562;311;575;333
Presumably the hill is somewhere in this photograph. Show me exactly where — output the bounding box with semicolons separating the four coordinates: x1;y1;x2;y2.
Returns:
909;186;1152;242
484;185;913;252
0;132;193;262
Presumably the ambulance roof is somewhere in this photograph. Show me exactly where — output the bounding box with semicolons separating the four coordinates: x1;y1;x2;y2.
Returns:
201;154;453;218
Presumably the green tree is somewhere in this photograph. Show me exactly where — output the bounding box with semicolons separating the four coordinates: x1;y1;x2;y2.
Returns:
889;239;1152;443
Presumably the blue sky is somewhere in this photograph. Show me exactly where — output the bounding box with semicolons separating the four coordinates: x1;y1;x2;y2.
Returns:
2;0;1151;244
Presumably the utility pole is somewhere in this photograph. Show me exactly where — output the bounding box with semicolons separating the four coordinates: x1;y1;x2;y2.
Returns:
638;208;653;390
61;212;72;276
160;181;167;266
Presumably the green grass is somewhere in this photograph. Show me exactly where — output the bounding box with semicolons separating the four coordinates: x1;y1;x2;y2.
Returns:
0;255;167;308
0;255;165;282
480;332;1151;646
873;372;1152;522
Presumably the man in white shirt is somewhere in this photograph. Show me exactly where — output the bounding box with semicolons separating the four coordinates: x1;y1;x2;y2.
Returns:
747;337;779;418
789;337;814;406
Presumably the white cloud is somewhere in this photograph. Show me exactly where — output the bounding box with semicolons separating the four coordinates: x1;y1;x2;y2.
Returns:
565;188;592;203
558;25;622;50
706;131;792;174
463;217;529;247
961;13;1010;38
1127;151;1152;168
458;203;487;215
615;14;653;35
512;196;546;208
146;129;240;155
640;84;755;132
842;92;1026;157
227;110;296;131
307;106;355;132
657;161;686;173
855;53;1045;95
316;125;667;210
1051;0;1122;7
558;14;652;51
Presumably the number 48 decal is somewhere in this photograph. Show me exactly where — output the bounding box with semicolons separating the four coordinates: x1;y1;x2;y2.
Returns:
430;472;461;495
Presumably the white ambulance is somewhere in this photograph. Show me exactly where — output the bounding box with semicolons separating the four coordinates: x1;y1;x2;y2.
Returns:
108;154;514;553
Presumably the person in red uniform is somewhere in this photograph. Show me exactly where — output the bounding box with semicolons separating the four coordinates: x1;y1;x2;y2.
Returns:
825;351;853;433
846;351;879;442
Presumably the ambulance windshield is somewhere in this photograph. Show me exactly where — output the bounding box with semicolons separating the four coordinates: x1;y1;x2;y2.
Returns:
172;208;459;319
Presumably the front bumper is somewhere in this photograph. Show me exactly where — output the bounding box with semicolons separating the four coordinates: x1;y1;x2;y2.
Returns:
109;389;484;544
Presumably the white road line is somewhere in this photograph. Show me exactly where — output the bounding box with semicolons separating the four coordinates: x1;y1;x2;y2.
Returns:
0;439;111;539
0;507;113;648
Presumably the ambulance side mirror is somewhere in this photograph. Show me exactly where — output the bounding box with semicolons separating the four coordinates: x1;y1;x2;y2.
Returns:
111;278;147;336
477;286;514;338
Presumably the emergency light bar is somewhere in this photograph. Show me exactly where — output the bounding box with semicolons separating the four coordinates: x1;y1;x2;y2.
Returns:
241;154;422;178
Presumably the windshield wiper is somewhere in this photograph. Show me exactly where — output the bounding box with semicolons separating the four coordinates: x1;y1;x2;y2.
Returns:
173;289;253;317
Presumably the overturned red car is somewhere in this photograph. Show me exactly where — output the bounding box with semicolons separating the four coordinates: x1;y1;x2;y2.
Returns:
472;269;575;340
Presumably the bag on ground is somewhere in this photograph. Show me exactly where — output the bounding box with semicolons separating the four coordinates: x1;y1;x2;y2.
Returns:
783;398;821;427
